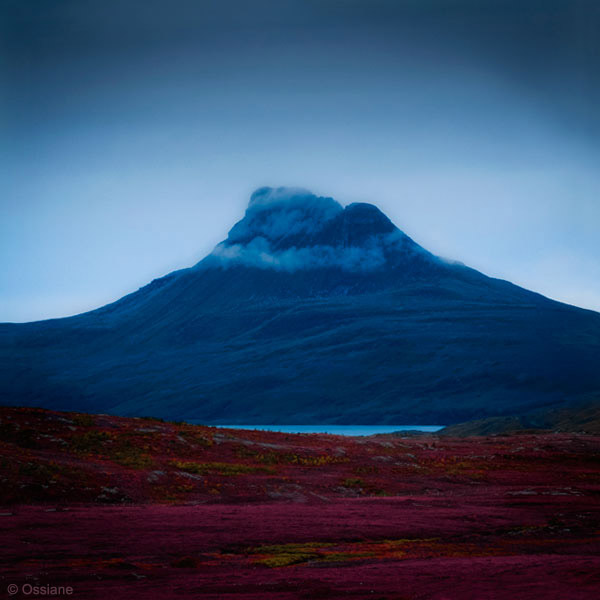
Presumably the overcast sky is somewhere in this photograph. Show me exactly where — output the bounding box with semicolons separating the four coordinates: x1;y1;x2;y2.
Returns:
2;0;599;321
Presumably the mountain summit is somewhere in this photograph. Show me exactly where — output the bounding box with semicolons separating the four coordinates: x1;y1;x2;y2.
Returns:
1;187;599;424
204;186;430;274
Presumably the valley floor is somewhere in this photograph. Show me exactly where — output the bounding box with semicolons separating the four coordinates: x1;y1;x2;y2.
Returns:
1;407;599;599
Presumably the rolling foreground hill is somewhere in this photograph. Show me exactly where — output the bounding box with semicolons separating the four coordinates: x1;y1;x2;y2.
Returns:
1;186;599;424
1;406;600;599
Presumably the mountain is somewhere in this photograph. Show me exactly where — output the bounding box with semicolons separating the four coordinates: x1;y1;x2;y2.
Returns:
1;186;599;424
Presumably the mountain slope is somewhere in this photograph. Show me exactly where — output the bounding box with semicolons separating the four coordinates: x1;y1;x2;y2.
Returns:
1;187;599;423
440;400;600;436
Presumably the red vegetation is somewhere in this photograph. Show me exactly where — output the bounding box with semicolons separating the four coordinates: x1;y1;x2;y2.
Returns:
1;407;600;598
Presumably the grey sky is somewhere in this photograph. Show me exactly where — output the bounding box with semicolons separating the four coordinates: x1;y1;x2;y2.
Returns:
1;0;599;321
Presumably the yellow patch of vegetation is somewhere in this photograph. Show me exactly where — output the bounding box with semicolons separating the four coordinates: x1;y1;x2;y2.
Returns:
171;461;275;476
318;551;376;562
248;542;334;567
236;447;348;467
245;538;463;568
180;430;214;447
112;445;154;469
71;431;154;469
257;552;318;567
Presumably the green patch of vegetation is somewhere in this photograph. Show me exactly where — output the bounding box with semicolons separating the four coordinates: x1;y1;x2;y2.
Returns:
71;431;112;454
141;416;165;423
257;552;318;567
250;542;335;554
17;459;91;487
422;456;491;480
342;477;365;488
248;542;334;568
319;551;376;562
72;428;155;469
112;443;154;469
171;461;275;476
180;430;213;447
72;413;95;427
247;542;378;567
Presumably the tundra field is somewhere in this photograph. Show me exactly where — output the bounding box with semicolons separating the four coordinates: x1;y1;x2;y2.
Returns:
1;407;599;599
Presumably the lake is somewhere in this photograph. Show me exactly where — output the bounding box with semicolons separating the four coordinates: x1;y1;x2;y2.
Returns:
206;425;443;436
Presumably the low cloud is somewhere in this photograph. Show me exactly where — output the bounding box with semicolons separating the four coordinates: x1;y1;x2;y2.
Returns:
201;187;430;273
207;232;408;272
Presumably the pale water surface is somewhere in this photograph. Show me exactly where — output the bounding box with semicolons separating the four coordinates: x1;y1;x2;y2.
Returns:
205;425;443;436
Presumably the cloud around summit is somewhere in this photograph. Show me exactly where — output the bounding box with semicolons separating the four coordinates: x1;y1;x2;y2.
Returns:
204;187;425;272
209;235;393;272
227;187;343;244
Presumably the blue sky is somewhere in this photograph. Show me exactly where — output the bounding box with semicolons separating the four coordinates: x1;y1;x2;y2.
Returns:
1;0;599;321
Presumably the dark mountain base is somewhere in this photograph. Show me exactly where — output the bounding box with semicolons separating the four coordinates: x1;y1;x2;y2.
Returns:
2;285;599;424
